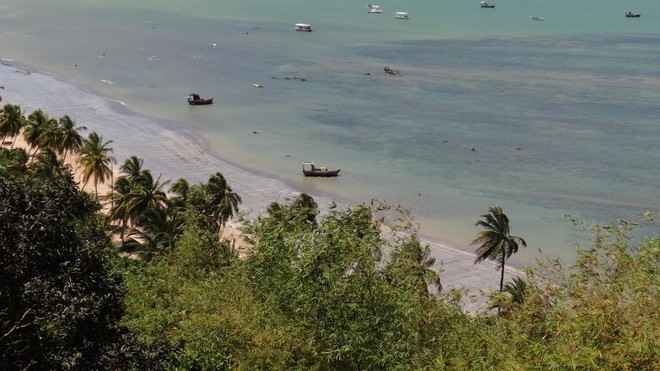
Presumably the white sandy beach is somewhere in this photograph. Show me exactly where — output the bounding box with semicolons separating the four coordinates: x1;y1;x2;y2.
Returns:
1;62;519;313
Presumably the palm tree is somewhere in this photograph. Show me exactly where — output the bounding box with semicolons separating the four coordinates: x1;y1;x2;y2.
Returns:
0;104;26;148
119;155;144;181
30;148;64;179
169;178;191;209
24;110;54;159
504;276;529;305
78;132;115;199
471;205;527;293
57;115;86;161
108;176;134;243
186;173;241;235
127;170;170;218
206;172;242;233
31;111;61;159
135;206;185;252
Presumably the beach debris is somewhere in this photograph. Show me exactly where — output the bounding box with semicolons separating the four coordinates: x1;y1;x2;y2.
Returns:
384;66;399;75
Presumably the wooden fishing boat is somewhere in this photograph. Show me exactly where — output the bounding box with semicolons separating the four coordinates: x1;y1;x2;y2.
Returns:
302;161;340;177
187;93;213;105
368;5;383;13
294;23;312;32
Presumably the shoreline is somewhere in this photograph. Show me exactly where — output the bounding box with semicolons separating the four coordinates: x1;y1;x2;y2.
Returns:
1;61;520;313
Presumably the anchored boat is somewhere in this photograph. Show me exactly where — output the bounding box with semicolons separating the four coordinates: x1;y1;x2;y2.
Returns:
294;23;312;32
302;162;341;177
187;93;213;105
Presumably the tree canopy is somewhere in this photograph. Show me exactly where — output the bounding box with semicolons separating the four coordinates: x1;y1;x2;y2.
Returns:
0;166;125;369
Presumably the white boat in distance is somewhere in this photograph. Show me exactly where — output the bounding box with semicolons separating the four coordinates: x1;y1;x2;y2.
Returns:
368;4;382;13
395;12;409;19
294;23;312;32
531;16;545;21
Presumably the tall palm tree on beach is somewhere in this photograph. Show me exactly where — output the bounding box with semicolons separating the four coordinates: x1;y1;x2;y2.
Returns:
32;111;61;158
0;104;26;148
471;205;527;293
135;206;185;253
57;115;87;161
119;155;144;182
24;110;54;159
206;172;242;232
187;173;241;235
78;132;115;199
169;178;191;210
127;169;170;219
108;176;134;243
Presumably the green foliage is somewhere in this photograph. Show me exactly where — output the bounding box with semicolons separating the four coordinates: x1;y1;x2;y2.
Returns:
475;219;660;369
0;171;126;369
0;147;28;176
121;221;309;369
242;196;465;369
109;157;179;255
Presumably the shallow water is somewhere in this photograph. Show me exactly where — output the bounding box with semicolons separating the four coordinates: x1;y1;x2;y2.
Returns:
1;0;659;264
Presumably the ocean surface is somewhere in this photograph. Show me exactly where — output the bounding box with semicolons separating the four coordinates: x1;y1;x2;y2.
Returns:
1;0;659;265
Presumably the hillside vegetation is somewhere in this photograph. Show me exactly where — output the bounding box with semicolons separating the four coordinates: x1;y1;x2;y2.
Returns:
1;104;658;369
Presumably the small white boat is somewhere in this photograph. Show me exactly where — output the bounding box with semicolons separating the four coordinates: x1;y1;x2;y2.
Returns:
480;1;495;8
394;12;409;19
294;23;312;32
368;5;382;13
531;16;545;21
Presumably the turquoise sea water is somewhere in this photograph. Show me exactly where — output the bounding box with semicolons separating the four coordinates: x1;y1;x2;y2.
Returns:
1;0;659;264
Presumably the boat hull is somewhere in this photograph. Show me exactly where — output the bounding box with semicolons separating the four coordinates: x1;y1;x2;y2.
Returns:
303;169;341;177
188;98;213;105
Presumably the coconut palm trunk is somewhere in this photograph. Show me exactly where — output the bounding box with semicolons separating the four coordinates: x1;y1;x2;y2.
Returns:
499;252;507;293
